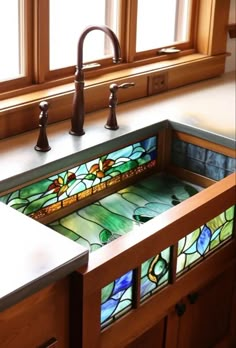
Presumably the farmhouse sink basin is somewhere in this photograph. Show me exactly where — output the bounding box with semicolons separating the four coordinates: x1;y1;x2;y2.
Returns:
1;121;234;333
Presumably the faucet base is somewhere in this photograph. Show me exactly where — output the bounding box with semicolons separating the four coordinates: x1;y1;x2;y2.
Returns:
105;124;119;130
69;129;85;136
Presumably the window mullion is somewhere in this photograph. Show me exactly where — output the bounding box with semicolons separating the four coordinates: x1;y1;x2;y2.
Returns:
196;0;230;56
124;0;138;63
33;0;49;83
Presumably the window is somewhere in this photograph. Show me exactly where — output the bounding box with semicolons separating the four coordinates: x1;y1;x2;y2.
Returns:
0;0;195;87
0;0;231;139
136;0;191;52
0;1;21;81
49;0;119;70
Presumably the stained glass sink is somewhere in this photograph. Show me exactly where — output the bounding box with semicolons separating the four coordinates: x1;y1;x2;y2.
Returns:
0;125;235;334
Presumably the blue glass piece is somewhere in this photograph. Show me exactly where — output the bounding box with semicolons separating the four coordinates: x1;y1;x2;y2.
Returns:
184;241;197;254
186;158;205;175
226;157;236;172
101;298;119;323
187;143;206;161
205;165;225;180
113;271;133;294
206;150;226;168
211;227;221;240
171;139;187;154
196;225;211;255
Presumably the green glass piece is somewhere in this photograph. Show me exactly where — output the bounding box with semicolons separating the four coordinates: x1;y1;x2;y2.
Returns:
8;197;29;210
226;205;235;220
100;229;113;244
49;222;79;241
24;193;57;215
101;282;114;303
182;228;200;252
220;220;234;241
19;179;51;199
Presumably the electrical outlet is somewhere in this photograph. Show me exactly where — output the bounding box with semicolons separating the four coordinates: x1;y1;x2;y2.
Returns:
148;72;168;95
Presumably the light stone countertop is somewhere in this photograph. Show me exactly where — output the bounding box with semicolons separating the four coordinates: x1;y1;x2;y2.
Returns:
0;71;235;191
0;71;235;312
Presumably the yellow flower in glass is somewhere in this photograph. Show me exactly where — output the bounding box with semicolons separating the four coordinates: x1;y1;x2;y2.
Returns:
89;158;115;179
48;172;76;196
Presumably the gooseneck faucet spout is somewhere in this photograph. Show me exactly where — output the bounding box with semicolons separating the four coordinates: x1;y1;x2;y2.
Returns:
70;25;122;136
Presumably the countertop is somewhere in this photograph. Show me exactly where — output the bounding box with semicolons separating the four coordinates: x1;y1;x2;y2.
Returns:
0;70;235;312
0;202;88;312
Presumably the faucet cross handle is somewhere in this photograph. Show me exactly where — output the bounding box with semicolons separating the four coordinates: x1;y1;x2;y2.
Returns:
105;82;135;130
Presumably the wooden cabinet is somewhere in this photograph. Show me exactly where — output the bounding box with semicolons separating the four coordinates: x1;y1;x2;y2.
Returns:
0;278;69;348
172;268;235;348
124;266;236;348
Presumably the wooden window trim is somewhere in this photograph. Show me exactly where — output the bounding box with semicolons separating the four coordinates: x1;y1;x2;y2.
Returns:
0;0;231;139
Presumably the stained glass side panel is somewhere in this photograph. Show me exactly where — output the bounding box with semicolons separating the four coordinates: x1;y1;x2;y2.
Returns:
171;138;236;180
177;205;235;275
0;136;157;219
101;270;133;328
140;247;170;302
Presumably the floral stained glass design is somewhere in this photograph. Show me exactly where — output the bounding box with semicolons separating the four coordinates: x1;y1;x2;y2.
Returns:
177;205;235;274
0;136;157;219
49;173;201;326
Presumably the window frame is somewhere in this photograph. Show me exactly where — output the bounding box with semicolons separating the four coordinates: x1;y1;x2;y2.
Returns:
0;0;231;139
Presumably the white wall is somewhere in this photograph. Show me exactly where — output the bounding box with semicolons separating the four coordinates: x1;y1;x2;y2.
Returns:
225;0;236;72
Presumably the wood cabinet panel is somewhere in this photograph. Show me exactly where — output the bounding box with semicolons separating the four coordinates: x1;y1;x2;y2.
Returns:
124;318;166;348
0;278;69;348
176;266;235;348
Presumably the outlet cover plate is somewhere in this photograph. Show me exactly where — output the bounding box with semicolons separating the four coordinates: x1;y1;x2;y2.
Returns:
148;72;168;95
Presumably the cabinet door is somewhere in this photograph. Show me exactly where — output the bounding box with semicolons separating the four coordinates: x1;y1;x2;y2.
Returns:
177;267;235;348
125;318;166;348
0;278;69;348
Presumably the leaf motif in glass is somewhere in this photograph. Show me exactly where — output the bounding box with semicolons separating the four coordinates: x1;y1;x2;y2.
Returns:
177;206;235;275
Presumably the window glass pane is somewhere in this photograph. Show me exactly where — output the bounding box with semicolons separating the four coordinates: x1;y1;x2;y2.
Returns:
49;0;119;70
136;0;191;52
0;0;21;81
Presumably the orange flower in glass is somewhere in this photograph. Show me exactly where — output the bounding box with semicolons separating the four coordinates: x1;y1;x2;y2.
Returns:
89;158;115;179
48;172;76;196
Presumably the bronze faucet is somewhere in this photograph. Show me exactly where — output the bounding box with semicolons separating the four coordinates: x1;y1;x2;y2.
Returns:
105;82;135;130
70;25;122;136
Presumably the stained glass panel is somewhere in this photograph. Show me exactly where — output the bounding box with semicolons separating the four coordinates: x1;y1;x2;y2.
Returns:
177;205;235;274
0;136;157;219
171;139;236;180
101;270;133;328
140;247;170;301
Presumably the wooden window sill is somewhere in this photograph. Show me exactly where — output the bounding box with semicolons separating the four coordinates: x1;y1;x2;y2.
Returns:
0;53;227;139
